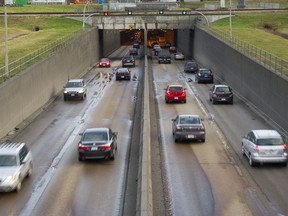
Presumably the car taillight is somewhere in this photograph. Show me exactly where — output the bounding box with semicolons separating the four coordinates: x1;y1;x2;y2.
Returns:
79;144;89;151
100;143;112;150
181;91;186;96
200;126;205;131
283;144;287;150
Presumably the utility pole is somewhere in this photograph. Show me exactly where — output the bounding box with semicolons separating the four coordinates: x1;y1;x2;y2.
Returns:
4;4;9;79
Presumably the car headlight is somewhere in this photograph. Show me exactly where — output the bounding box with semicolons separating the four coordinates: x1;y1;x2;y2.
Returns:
64;90;68;94
4;175;18;184
78;90;84;94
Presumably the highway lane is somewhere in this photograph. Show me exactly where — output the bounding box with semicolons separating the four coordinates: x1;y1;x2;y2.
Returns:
0;46;141;216
166;55;288;215
194;76;288;215
150;51;283;215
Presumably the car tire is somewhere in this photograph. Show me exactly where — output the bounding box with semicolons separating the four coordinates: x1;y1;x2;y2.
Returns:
15;179;21;192
110;149;115;160
27;164;32;177
230;100;234;105
78;155;84;161
183;100;186;103
64;96;67;101
165;100;168;104
212;98;216;104
201;139;205;143
249;154;255;167
241;144;245;156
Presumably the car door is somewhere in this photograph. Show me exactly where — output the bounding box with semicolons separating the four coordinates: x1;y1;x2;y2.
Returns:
19;146;29;177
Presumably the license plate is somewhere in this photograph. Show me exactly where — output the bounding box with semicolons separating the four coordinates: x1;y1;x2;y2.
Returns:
188;135;195;138
221;98;226;101
91;147;98;151
174;97;178;100
121;76;124;78
71;94;75;96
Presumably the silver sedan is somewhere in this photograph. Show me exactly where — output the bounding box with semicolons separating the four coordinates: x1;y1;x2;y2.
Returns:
175;52;185;60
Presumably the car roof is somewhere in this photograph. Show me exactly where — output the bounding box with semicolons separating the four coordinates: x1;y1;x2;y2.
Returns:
178;114;200;118
252;129;282;139
117;68;129;72
199;68;211;71
67;79;83;83
167;84;183;87
84;128;109;133
214;84;229;88
0;142;25;155
100;58;109;61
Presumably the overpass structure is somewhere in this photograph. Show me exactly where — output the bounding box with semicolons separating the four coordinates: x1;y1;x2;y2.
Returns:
84;12;230;30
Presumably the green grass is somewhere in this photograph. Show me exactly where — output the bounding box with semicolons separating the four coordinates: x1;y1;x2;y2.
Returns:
0;16;83;68
210;12;288;60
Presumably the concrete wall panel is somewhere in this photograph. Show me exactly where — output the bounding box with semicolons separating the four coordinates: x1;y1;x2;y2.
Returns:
0;28;100;139
193;27;288;133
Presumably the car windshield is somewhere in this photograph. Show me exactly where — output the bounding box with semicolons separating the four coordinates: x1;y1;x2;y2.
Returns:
0;155;17;167
216;87;230;93
257;138;284;146
83;132;108;142
180;116;200;124
169;86;183;91
66;82;83;88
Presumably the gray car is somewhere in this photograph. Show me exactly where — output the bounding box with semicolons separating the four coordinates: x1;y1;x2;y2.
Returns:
241;129;288;166
78;128;118;161
209;84;233;104
172;114;205;143
0;143;33;192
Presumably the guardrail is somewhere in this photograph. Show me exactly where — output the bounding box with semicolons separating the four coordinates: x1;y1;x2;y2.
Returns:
0;29;83;84
197;24;288;78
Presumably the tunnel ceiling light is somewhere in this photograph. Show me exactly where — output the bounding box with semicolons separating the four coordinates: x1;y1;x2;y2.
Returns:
182;10;187;15
128;10;132;15
159;9;164;15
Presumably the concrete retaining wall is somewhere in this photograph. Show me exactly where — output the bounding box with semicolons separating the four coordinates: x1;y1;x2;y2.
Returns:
191;27;288;134
0;28;120;140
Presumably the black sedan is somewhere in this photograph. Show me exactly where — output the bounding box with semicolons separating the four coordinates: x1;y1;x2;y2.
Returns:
172;114;205;142
184;61;199;73
196;68;214;83
78;128;118;161
115;67;131;80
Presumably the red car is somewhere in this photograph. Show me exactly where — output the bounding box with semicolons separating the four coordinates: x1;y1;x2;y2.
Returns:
169;46;177;53
165;84;186;103
99;58;111;67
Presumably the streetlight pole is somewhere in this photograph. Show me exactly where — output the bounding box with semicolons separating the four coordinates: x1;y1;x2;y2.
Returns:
194;11;209;26
4;4;9;79
82;1;90;31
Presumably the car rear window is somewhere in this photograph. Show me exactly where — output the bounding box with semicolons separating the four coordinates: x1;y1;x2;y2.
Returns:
200;70;211;74
187;62;197;67
180;117;200;124
83;132;108;142
216;87;230;93
257;138;284;146
169;86;183;91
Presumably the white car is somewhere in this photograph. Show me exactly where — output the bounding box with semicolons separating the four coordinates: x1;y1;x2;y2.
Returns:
0;143;33;192
241;129;288;166
63;79;87;101
175;52;185;60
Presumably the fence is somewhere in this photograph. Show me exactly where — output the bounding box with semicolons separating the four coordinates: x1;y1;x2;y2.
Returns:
197;24;288;78
0;29;83;84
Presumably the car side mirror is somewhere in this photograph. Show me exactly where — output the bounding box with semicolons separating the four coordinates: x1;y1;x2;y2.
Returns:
79;132;83;136
171;119;175;122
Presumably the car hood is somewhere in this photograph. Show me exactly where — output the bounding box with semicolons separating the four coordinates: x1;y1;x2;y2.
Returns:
0;167;19;178
64;87;84;92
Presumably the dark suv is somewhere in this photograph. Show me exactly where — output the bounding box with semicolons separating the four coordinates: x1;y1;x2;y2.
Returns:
122;56;135;67
158;53;171;64
209;84;233;104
